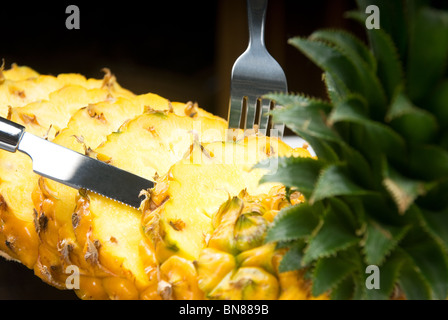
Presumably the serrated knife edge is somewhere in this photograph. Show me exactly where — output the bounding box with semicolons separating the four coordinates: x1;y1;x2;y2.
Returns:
0;117;154;209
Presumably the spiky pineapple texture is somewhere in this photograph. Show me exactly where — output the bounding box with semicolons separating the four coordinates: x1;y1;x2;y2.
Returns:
261;0;448;299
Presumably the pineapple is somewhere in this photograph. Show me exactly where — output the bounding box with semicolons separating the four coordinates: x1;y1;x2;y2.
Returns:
0;66;133;118
261;0;448;299
0;68;133;268
0;63;320;299
0;63;39;82
33;108;229;297
140;138;324;300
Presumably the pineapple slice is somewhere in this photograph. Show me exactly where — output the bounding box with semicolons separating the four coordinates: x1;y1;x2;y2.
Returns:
141;140;324;300
0;64;40;81
0;73;134;268
0;66;322;300
142;137;294;263
0;68;134;118
35;109;227;298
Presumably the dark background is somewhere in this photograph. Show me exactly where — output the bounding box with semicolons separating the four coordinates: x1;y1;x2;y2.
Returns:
1;0;362;118
0;0;360;299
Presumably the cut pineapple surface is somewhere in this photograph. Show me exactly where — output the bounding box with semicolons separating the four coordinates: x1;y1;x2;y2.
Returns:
0;65;318;300
142;138;291;262
0;71;133;118
36;107;229;296
1;64;40;81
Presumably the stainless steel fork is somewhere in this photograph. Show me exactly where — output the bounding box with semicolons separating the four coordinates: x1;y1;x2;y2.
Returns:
228;0;287;138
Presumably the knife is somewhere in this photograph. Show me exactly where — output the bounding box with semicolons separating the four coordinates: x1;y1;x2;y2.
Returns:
0;116;154;209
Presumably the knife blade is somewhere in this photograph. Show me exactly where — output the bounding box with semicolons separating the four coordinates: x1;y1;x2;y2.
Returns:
0;116;154;209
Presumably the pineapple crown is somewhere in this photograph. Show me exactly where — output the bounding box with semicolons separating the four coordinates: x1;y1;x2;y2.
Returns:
259;0;448;299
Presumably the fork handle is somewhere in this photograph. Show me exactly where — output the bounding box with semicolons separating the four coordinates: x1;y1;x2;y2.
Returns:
247;0;268;48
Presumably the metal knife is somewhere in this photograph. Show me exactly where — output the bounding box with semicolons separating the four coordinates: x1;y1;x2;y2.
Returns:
0;116;154;209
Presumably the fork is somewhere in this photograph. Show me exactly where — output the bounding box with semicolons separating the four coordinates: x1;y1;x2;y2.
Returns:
228;0;287;138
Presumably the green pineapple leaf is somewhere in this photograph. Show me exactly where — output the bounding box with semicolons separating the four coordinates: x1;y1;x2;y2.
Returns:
329;94;406;161
407;6;448;103
302;205;359;265
330;275;355;300
407;144;448;181
289;36;387;117
427;80;448;130
364;251;405;300
356;0;408;60
267;95;339;144
386;90;438;143
362;220;410;266
256;156;324;198
312;253;358;297
265;203;320;243
402;229;448;299
419;207;448;253
266;92;343;161
264;91;331;110
278;240;305;273
309;29;376;72
366;27;405;100
288;36;363;96
398;259;432;300
382;159;432;214
310;164;371;204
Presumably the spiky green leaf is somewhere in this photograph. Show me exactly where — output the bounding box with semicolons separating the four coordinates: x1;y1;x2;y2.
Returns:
356;0;408;59
302;206;359;265
364;252;404;300
362;221;410;266
329;95;406;160
427;80;448;129
382;160;431;214
256;156;324;198
310;29;376;72
420;208;448;251
387;90;438;143
312;254;357;297
367;27;405;100
402;229;448;299
310;164;371;204
407;6;448;102
322;72;350;104
269;99;340;145
264;91;331;110
265;203;320;243
288;36;364;96
289;36;387;116
398;260;432;300
278;240;305;273
407;144;448;181
330;276;355;300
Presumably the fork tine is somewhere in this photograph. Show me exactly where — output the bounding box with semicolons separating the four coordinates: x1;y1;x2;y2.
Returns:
258;98;271;135
245;96;258;130
228;94;244;129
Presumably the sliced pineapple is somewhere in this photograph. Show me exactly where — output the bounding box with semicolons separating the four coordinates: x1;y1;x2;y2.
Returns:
0;66;323;300
0;67;133;118
0;64;40;81
141;137;294;263
35;109;227;298
0;71;134;269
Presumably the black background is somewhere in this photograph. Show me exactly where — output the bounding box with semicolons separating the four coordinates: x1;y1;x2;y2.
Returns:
1;0;362;118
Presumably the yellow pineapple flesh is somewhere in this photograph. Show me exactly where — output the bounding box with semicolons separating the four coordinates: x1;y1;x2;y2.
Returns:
35;107;227;298
0;65;324;300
